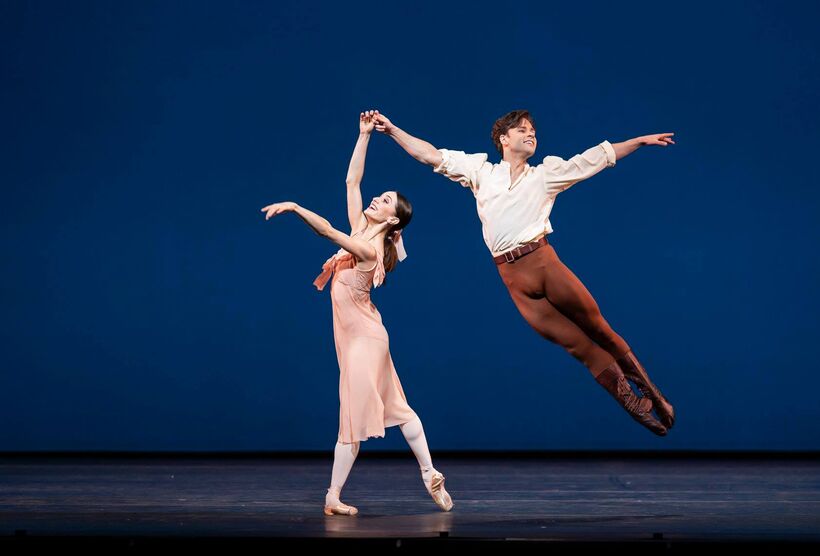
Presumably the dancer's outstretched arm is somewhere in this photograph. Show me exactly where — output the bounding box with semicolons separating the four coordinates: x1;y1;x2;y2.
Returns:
261;202;381;265
345;111;376;234
611;133;675;160
373;111;443;167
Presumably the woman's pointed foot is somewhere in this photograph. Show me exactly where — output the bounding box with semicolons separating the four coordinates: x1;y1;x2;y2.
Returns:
426;471;454;512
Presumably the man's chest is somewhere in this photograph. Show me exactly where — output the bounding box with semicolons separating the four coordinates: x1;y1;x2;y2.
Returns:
474;168;545;205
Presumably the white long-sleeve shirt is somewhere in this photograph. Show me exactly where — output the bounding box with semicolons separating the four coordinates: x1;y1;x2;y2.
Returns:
433;141;617;257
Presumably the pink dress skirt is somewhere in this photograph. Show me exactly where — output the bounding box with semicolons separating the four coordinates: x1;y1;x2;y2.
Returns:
314;246;418;444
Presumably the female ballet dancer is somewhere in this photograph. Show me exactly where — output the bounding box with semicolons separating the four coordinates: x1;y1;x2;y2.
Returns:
260;110;453;516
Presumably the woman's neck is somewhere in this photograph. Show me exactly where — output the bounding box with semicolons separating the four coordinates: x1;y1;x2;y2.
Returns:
361;220;389;242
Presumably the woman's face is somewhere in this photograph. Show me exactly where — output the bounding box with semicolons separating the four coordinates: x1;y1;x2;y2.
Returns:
364;191;399;224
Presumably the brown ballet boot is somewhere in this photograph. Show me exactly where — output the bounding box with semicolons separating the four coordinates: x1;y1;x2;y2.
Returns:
617;351;675;429
595;360;668;436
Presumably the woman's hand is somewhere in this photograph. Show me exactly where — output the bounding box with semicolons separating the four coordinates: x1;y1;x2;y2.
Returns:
261;202;297;220
360;110;376;135
372;110;394;134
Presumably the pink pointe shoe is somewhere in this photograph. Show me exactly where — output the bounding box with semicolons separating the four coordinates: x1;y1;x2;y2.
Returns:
323;502;359;516
323;486;358;516
427;471;454;512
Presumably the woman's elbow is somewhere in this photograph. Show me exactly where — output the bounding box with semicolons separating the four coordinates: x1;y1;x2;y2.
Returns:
318;221;336;238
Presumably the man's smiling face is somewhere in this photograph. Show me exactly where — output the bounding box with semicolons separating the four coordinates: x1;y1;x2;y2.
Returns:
501;118;537;158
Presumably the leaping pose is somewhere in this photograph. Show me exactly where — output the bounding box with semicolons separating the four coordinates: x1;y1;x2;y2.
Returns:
372;108;676;436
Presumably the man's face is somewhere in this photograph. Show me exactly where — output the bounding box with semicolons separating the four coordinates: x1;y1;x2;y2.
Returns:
501;118;537;158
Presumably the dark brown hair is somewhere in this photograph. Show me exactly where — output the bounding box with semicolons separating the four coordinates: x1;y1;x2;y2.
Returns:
382;191;413;283
491;110;536;156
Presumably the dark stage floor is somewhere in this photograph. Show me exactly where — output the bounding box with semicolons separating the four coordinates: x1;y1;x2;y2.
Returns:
1;454;819;550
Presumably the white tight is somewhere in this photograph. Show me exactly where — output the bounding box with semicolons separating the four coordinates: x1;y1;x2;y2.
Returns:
399;415;435;488
326;440;360;506
326;415;437;505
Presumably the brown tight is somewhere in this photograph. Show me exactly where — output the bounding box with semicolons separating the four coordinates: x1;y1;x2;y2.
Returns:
497;242;630;377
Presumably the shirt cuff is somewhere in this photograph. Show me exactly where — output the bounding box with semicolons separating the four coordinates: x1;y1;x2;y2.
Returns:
432;148;450;174
600;140;617;167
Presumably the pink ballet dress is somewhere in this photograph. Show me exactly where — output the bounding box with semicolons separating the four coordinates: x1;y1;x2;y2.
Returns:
313;237;418;444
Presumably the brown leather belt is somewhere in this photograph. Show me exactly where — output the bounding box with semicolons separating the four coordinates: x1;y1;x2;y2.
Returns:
493;235;549;265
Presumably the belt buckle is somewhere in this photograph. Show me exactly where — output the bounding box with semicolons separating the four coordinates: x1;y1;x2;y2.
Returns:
503;250;515;263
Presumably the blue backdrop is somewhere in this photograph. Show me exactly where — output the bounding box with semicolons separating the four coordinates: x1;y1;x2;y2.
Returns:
2;0;818;451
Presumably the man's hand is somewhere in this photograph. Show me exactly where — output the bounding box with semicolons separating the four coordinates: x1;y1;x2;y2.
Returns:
641;133;675;147
612;133;676;160
372;110;395;135
370;110;442;167
359;110;376;135
261;202;297;220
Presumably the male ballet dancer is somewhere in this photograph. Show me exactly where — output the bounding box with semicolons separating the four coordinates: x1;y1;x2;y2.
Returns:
372;109;675;435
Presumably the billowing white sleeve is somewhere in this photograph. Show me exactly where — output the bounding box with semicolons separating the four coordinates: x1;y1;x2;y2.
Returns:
542;140;617;196
432;149;489;190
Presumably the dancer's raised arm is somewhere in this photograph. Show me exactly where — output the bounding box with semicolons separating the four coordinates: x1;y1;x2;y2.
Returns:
611;133;675;160
261;202;383;265
345;111;376;234
373;111;443;167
